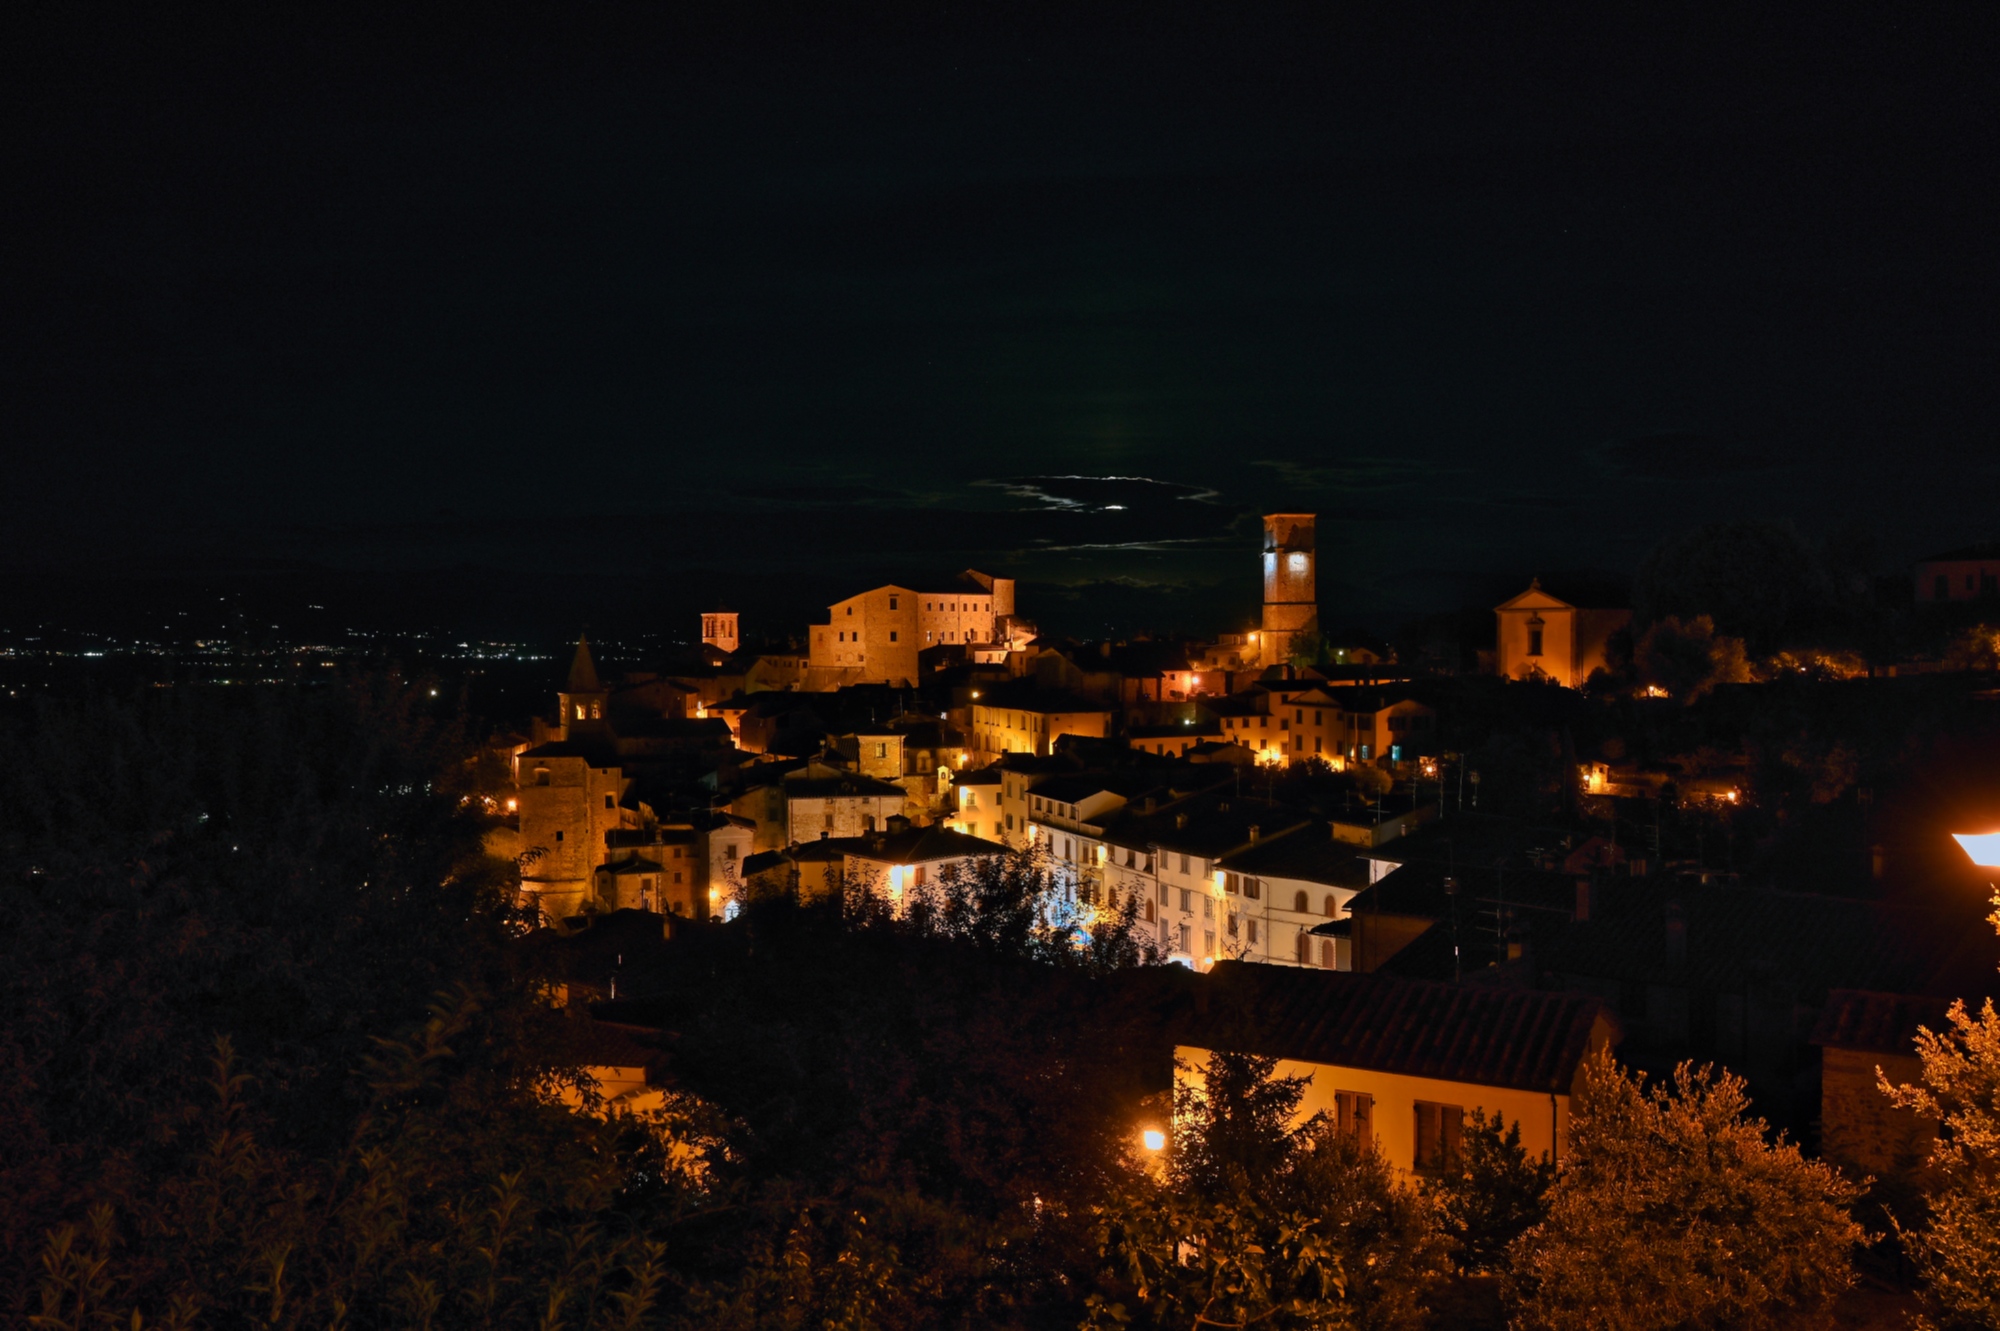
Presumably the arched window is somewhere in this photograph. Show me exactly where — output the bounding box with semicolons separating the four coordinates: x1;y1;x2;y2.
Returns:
1296;932;1311;964
1320;940;1335;969
1323;894;1338;917
534;768;551;786
1294;890;1309;914
1143;899;1155;922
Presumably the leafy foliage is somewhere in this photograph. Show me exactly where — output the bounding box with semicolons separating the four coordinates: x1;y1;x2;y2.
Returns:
1634;615;1751;704
1880;891;2000;1331
1511;1052;1862;1331
1083;1051;1446;1331
1428;1110;1553;1275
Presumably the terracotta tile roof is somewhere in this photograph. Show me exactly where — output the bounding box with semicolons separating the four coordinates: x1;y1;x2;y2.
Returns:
1810;989;1957;1055
1187;960;1615;1095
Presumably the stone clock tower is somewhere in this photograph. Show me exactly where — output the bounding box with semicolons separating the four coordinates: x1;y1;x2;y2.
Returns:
1260;512;1318;666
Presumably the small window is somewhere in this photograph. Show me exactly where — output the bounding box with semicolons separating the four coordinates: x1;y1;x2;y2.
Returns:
535;768;551;786
1335;1091;1374;1140
1244;877;1260;901
825;814;836;829
1294;890;1309;913
575;705;586;720
1179;853;1191;874
1179;888;1192;913
875;742;887;759
1226;913;1239;938
673;871;683;884
554;830;564;842
1324;893;1338;917
889;631;898;642
1204;929;1217;955
1203;896;1214;919
889;596;898;610
1247;918;1259;944
847;605;854;615
1224;873;1239;894
1414;1103;1464;1173
724;844;737;861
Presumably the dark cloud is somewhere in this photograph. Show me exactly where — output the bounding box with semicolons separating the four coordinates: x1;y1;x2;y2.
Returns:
1590;432;1792;481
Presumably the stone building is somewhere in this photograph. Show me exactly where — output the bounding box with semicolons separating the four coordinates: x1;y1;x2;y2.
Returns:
806;569;1026;686
1260;513;1319;667
1494;579;1630;689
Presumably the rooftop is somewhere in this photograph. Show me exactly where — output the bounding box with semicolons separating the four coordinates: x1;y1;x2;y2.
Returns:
1186;961;1615;1095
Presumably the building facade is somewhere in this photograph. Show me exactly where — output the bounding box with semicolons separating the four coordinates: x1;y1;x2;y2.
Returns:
1494;580;1631;689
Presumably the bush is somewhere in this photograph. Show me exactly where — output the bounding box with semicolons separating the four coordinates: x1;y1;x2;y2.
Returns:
1511;1053;1862;1331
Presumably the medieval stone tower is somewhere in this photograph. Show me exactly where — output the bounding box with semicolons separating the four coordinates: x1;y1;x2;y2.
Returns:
701;610;740;655
1260;513;1318;666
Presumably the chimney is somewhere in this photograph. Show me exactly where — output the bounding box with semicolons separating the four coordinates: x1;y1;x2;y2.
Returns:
1664;901;1687;965
1248;825;1261;844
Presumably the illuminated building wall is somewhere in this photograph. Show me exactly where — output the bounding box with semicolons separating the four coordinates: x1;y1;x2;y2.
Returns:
807;575;1011;685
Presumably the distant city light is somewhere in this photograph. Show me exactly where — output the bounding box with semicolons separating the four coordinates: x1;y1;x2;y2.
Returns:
1953;832;2000;868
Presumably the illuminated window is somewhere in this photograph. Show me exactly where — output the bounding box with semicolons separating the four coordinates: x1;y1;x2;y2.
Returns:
575;705;586;720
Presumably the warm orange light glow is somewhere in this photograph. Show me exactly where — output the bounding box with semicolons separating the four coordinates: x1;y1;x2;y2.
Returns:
1954;832;2000;868
1141;1128;1166;1152
505;797;518;812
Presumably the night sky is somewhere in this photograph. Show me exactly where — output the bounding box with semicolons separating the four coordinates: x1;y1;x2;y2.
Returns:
6;8;2000;642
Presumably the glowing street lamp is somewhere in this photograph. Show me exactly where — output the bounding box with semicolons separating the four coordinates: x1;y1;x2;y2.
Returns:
1953;832;2000;869
1141;1128;1167;1152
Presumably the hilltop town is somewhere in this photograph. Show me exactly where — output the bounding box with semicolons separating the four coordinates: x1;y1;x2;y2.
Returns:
487;513;2000;1199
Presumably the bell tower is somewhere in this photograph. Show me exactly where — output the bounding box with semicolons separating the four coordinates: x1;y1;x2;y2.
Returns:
701;610;740;656
1260;513;1318;666
557;633;609;739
